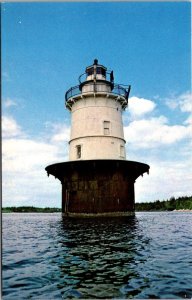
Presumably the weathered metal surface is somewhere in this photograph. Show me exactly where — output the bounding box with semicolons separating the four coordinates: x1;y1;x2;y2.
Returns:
45;160;149;217
62;212;135;218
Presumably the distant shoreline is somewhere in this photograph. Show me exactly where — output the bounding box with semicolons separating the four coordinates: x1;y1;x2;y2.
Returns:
2;211;61;213
2;207;62;213
2;196;192;213
2;210;192;213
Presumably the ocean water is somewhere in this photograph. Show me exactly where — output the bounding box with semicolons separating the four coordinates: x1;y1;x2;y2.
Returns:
2;212;192;299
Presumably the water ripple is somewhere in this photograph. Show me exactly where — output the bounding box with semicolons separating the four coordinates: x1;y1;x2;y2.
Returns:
2;212;192;299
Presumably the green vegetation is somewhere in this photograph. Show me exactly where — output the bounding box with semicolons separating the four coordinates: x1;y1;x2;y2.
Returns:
135;196;192;211
2;206;61;213
2;196;192;212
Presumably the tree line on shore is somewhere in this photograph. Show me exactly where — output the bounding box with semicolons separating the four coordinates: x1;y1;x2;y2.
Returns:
135;195;192;211
2;196;192;213
2;206;62;213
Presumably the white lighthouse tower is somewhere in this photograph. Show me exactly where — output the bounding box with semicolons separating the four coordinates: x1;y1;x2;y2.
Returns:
66;59;130;161
46;59;149;217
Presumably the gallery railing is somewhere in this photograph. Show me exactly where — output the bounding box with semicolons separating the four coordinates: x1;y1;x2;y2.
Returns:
65;83;131;104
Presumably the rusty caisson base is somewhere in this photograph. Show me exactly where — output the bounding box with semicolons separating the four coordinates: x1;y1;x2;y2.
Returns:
45;160;149;218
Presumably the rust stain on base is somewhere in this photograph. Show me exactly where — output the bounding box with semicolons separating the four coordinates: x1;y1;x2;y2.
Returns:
45;159;149;217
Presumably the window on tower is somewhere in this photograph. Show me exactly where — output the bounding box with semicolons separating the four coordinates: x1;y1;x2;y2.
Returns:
87;68;94;76
76;145;81;159
97;67;106;77
120;145;125;158
103;121;110;135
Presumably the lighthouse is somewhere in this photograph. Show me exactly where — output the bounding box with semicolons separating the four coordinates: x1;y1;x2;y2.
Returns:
45;59;149;217
68;59;128;161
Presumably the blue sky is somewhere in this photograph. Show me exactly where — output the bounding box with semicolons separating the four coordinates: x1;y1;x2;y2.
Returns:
2;2;191;207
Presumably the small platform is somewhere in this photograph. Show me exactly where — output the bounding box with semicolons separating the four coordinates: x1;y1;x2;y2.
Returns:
45;159;149;217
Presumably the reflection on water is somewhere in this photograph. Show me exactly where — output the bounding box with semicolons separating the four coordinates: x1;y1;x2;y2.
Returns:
55;217;150;298
2;213;192;299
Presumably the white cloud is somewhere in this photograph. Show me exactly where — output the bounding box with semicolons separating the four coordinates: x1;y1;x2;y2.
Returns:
135;157;192;203
124;116;191;149
2;170;62;208
2;138;60;173
128;96;156;117
165;91;192;113
50;124;70;143
166;99;178;110
179;92;192;113
4;98;17;108
2;116;70;207
184;115;192;125
2;115;23;138
124;93;192;202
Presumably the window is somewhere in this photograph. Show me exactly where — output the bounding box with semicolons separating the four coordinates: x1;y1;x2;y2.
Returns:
87;67;94;76
103;121;110;135
96;67;106;77
76;145;81;159
120;145;125;158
